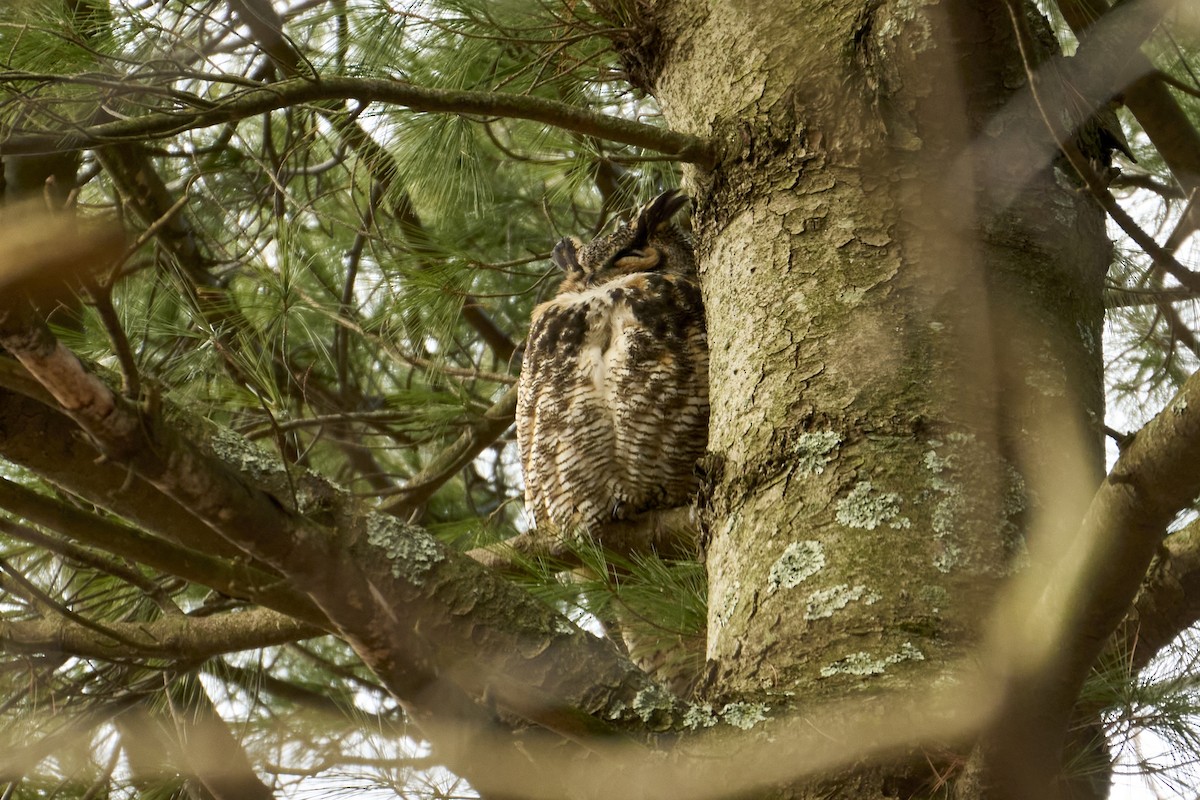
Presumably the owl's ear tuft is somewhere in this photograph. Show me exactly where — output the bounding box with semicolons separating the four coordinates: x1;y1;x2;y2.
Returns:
551;237;582;272
633;189;690;239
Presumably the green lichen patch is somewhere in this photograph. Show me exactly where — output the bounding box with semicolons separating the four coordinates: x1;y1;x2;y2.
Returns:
206;425;295;494
791;430;843;475
202;423;336;515
767;541;825;593
683;703;719;730
819;641;925;678
804;583;880;620
721;701;770;730
365;514;444;583
632;684;676;724
835;481;910;530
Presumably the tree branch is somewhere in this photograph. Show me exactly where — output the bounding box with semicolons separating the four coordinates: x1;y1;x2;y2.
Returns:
218;0;522;365
469;507;700;573
1056;0;1200;192
0;297;649;793
973;4;1200;794
2;74;716;166
975;0;1178;213
166;675;278;800
381;385;517;516
981;359;1200;797
0;477;330;628
1109;518;1200;675
0;607;321;662
0;245;689;735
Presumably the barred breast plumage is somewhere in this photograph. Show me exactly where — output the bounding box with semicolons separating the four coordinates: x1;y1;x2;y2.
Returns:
517;190;709;537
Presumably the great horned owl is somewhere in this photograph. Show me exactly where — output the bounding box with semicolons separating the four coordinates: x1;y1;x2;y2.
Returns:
517;190;709;538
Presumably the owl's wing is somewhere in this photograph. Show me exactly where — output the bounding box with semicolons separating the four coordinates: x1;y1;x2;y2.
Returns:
518;299;617;532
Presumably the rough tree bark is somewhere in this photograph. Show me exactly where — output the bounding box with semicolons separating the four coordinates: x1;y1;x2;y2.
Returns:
611;0;1111;796
8;0;1198;797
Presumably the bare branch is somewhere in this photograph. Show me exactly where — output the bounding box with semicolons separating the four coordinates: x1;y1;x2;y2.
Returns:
1104;285;1200;308
971;4;1200;794
0;607;321;662
2;74;716;165
469;507;700;573
981;356;1200;797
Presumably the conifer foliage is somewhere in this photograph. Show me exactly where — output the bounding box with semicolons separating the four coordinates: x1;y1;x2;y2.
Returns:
1;1;1200;798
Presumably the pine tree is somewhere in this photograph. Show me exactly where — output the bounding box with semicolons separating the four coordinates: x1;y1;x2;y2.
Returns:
0;0;1199;798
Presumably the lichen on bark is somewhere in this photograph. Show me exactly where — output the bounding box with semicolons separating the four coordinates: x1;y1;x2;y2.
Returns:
618;0;1109;794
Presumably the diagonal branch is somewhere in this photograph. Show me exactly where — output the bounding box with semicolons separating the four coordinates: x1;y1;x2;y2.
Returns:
0;296;623;793
0;213;687;748
1056;0;1200;192
0;476;330;627
1110;518;1200;674
973;5;1200;795
2;74;716;166
381;386;517;517
981;357;1200;796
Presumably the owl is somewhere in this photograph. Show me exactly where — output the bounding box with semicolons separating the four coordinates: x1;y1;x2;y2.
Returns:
517;190;709;539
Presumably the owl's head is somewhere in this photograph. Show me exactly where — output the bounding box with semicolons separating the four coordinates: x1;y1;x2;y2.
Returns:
552;190;693;291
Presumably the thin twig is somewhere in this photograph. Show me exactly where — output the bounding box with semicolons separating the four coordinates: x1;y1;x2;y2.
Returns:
82;277;141;398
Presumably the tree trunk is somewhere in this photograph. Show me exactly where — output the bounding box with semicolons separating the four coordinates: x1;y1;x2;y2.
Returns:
626;1;1110;795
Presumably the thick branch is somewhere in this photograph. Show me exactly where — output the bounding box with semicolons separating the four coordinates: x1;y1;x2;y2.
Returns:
0;300;631;792
0;379;281;567
469;507;700;573
2;74;716;165
1109;518;1200;674
982;363;1200;798
0;286;684;733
